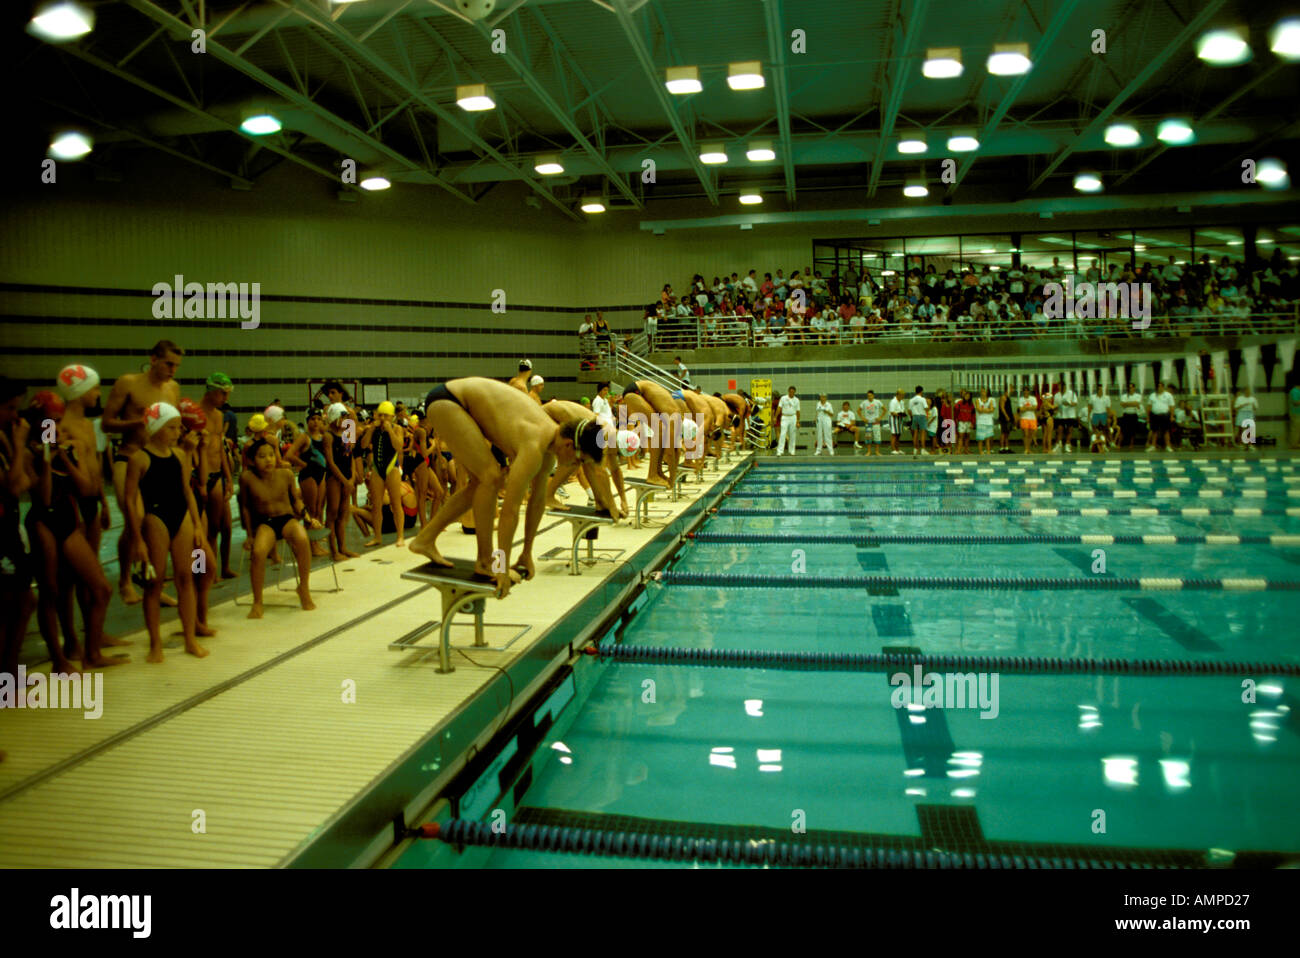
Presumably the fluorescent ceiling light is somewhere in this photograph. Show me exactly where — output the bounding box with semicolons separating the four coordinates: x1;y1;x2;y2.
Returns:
1104;122;1141;147
665;65;702;95
923;47;963;78
739;193;763;205
1271;18;1300;60
897;136;927;154
1258;238;1274;245
727;61;764;90
987;42;1031;75
746;141;775;162
1074;171;1103;192
49;131;92;159
947;134;979;151
359;176;391;191
580;197;606;213
28;2;94;42
240;114;281;135
903;179;928;198
1197;27;1251;65
1257;158;1288;186
980;248;995;254
699;144;728;164
534;154;564;175
456;84;495;111
1157;118;1195;145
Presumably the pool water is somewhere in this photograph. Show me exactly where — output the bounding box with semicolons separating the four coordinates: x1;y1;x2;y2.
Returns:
426;458;1300;868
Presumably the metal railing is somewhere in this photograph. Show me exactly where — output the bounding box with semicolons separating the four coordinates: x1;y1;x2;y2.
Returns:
636;309;1300;353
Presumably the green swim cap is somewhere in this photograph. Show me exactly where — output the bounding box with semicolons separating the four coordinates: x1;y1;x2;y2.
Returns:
581;397;590;404
206;372;233;391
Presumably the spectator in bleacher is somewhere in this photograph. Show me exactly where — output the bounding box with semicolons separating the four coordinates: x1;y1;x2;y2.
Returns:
774;270;788;301
644;307;658;352
760;272;775;300
742;269;759;297
809;306;827;344
824;305;842;344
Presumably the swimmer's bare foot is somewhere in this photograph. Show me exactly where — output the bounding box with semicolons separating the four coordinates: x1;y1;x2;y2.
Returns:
63;640;85;661
247;603;263;619
120;583;142;605
311;542;330;557
185;640;210;658
331;552;349;562
297;586;316;611
83;652;129;668
409;540;453;567
146;646;164;663
195;623;217;637
475;562;521;585
547;499;567;510
221;568;237;580
53;657;81;675
160;591;178;608
646;475;670;487
363;537;382;548
100;633;130;647
344;549;361;558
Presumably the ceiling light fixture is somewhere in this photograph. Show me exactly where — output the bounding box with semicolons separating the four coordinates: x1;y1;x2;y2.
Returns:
923;47;963;78
665;65;702;94
727;61;765;90
456;83;495;111
987;42;1031;75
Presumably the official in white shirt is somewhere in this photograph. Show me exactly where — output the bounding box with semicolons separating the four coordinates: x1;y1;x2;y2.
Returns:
777;387;801;455
814;394;835;455
1146;382;1176;453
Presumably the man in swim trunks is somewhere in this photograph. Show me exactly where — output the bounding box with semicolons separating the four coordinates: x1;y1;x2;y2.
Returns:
618;380;690;488
719;392;751;447
199;372;237;578
411;377;600;598
541;399;633;519
507;360;534;394
527;375;546;404
101;340;183;605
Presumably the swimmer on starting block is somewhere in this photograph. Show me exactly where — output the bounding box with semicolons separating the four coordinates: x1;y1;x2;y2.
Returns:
410;377;603;597
541;399;638;519
618;380;699;489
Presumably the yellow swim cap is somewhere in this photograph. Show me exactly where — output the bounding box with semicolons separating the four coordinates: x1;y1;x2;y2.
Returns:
377;401;396;416
248;413;268;432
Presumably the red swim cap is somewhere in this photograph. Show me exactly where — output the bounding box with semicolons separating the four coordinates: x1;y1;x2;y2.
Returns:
178;398;207;433
29;390;66;419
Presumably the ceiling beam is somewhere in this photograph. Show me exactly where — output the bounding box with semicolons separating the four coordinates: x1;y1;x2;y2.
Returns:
761;0;796;204
464;19;642;207
947;0;1081;193
270;0;579;217
1028;0;1228;191
124;0;479;204
866;0;928;198
1112;62;1287;187
55;43;344;188
607;0;718;204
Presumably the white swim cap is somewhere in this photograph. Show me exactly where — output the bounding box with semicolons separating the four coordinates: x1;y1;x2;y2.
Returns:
144;402;180;437
264;404;285;423
57;364;100;401
680;419;699;442
616;429;641;457
326;402;349;424
529;375;544;387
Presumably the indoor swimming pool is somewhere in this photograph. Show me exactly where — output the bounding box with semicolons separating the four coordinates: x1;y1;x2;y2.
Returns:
400;457;1300;869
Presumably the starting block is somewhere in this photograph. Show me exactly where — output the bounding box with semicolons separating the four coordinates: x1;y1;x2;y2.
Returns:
393;559;530;673
543;505;624;575
623;478;671;529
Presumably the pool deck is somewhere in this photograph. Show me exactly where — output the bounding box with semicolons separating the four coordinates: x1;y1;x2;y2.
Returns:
0;453;748;868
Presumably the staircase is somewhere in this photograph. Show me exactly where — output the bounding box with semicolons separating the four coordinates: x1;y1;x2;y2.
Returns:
579;339;690;394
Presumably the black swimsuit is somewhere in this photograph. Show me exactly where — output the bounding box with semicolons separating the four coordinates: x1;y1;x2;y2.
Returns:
424;383;509;467
0;442;31;590
253;512;293;540
140;449;188;539
27;447;80;541
331;435;353;478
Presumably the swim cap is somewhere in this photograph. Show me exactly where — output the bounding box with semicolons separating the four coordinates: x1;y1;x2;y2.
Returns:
248;413;268;432
178;398;207;433
205;372;233;392
680;419;699;442
30;390;66;419
409;414;420;426
264;405;285;423
326;403;349;424
144;402;180;437
581;397;590;405
56;364;99;401
377;401;395;417
615;429;641;457
519;359;532;370
529;375;544;387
